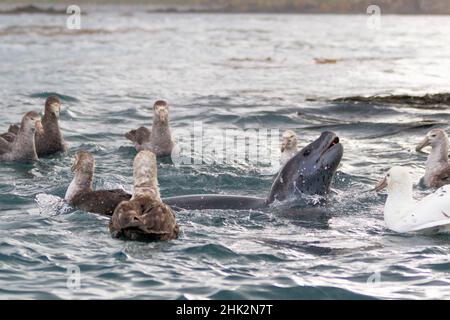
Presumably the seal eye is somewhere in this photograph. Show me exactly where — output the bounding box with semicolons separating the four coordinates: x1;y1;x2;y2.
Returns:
303;149;311;156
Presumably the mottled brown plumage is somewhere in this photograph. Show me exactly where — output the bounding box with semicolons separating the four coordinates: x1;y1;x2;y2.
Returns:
0;124;20;143
71;190;131;216
416;129;450;188
65;151;132;215
110;193;179;241
125;126;152;151
0;112;42;162
109;150;179;241
35;95;67;157
125;100;175;157
2;97;67;157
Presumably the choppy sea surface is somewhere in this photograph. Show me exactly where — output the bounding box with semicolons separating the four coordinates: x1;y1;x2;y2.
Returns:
1;6;450;299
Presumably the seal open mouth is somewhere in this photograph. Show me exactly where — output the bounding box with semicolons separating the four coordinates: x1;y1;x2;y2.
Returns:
320;134;341;159
330;137;340;148
325;136;340;152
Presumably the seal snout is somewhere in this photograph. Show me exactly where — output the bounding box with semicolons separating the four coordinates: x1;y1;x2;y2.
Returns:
318;132;342;159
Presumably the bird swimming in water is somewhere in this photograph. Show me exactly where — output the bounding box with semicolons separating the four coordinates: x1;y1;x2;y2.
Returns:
374;166;450;234
280;130;299;166
65;151;131;215
0;124;20;143
35;95;67;157
0;111;43;162
416;128;450;188
109;150;180;241
1;96;67;157
125;100;175;157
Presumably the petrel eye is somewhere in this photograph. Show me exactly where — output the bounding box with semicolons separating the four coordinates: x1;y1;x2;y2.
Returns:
303;149;311;156
431;135;436;138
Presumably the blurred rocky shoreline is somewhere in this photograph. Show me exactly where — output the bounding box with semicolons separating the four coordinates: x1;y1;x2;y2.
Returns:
0;1;449;15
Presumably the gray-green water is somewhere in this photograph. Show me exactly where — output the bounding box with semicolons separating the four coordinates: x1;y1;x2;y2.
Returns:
1;7;450;299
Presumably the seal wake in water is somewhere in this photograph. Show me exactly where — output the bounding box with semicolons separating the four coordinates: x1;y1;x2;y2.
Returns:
163;131;343;211
110;150;180;241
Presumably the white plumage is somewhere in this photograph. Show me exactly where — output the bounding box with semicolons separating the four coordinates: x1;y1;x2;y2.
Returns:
375;166;450;234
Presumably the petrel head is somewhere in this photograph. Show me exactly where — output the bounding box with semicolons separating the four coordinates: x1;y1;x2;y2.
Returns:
71;150;95;175
281;130;298;153
22;111;43;135
45;95;62;118
416;128;449;152
153;100;169;124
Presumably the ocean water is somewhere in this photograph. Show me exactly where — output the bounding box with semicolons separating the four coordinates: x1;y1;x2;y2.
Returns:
1;6;450;299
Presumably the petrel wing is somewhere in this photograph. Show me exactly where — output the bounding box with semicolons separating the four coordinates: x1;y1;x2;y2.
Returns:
435;165;450;187
8;124;20;135
0;132;16;143
125;127;151;144
0;136;12;155
71;189;132;216
125;129;137;143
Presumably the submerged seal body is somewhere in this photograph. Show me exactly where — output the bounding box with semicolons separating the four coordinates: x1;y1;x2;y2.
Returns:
110;150;179;241
0;111;43;162
65;151;131;215
125;100;175;157
164;132;343;211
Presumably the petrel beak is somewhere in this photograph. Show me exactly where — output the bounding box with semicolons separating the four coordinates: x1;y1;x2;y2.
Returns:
281;139;288;152
159;111;168;123
35;120;44;135
373;177;388;192
123;213;145;229
71;159;77;172
51;103;61;118
416;136;430;152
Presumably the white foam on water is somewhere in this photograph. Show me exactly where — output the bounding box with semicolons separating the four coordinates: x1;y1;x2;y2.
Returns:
35;193;72;216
